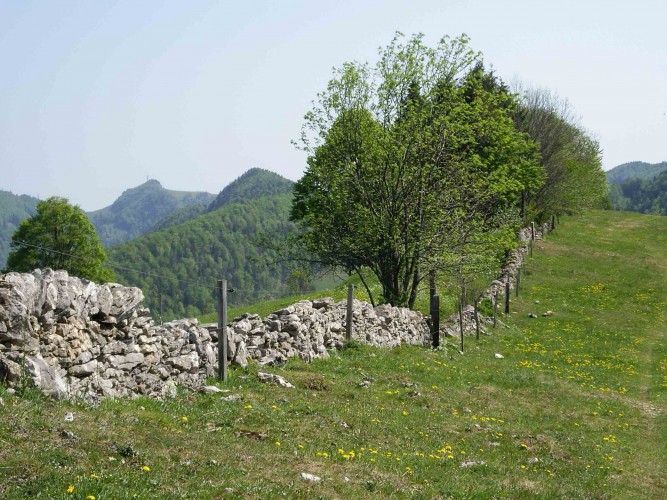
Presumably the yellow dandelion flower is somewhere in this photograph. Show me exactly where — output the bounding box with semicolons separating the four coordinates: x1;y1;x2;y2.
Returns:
181;416;188;422
66;485;75;494
86;496;96;500
275;441;281;446
141;465;151;472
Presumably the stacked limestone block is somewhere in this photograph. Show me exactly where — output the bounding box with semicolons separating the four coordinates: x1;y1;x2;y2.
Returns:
0;269;214;401
0;270;430;401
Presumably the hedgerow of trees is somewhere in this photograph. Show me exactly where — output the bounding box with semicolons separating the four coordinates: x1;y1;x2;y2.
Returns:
511;85;610;220
290;33;609;308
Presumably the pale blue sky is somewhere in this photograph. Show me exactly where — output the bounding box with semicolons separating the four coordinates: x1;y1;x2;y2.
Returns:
2;0;665;210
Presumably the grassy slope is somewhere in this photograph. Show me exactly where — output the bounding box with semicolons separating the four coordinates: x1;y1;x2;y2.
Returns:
1;210;665;498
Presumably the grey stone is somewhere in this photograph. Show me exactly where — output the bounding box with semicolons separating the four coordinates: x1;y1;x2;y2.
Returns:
161;380;178;399
166;352;199;372
221;393;242;401
21;354;68;396
257;372;294;388
0;353;23;382
108;353;144;371
200;385;223;394
69;360;98;377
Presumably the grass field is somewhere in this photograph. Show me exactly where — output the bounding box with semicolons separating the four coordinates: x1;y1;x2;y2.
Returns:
1;210;665;498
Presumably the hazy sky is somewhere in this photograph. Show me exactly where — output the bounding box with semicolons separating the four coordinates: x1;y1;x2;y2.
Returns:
2;0;666;211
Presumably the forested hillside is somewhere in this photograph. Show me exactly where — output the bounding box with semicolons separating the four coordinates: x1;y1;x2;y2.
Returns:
0;190;39;268
609;169;667;215
606;160;667;183
87;180;215;247
606;160;667;215
108;194;295;320
207;168;294;211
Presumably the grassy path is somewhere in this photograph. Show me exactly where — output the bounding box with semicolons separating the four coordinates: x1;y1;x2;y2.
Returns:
500;210;666;497
1;210;665;498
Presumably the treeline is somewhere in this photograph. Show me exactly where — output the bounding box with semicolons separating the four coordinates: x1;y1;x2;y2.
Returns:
108;195;296;320
290;33;610;308
609;170;667;215
512;86;610;220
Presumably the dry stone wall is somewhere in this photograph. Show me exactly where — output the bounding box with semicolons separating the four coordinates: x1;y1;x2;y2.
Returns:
0;269;428;401
436;220;553;339
0;222;551;401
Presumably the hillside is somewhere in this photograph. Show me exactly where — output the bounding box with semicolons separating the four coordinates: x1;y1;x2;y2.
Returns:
0;190;39;268
150;203;208;232
606;160;667;184
1;210;665;498
106;169;298;320
87;180;216;247
609;168;667;215
208;168;294;212
108;194;296;320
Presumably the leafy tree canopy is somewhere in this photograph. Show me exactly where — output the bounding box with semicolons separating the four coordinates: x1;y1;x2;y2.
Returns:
5;197;113;283
512;86;610;219
290;33;542;308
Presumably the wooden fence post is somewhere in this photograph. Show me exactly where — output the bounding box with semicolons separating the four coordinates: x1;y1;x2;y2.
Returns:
346;284;353;341
458;299;464;353
431;294;440;348
217;279;228;383
504;275;510;315
474;298;480;340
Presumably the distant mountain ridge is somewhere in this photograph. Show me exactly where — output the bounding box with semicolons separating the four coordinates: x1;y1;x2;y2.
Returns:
87;180;216;247
108;169;297;319
0;190;40;268
606;161;667;184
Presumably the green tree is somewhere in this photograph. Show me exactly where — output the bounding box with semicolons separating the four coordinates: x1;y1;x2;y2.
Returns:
291;33;542;308
5;197;114;283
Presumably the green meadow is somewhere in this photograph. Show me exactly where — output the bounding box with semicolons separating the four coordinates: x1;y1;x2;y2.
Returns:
1;210;665;498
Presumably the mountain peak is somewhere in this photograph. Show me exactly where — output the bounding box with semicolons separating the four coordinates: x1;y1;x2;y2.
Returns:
140;179;163;189
208;168;293;212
